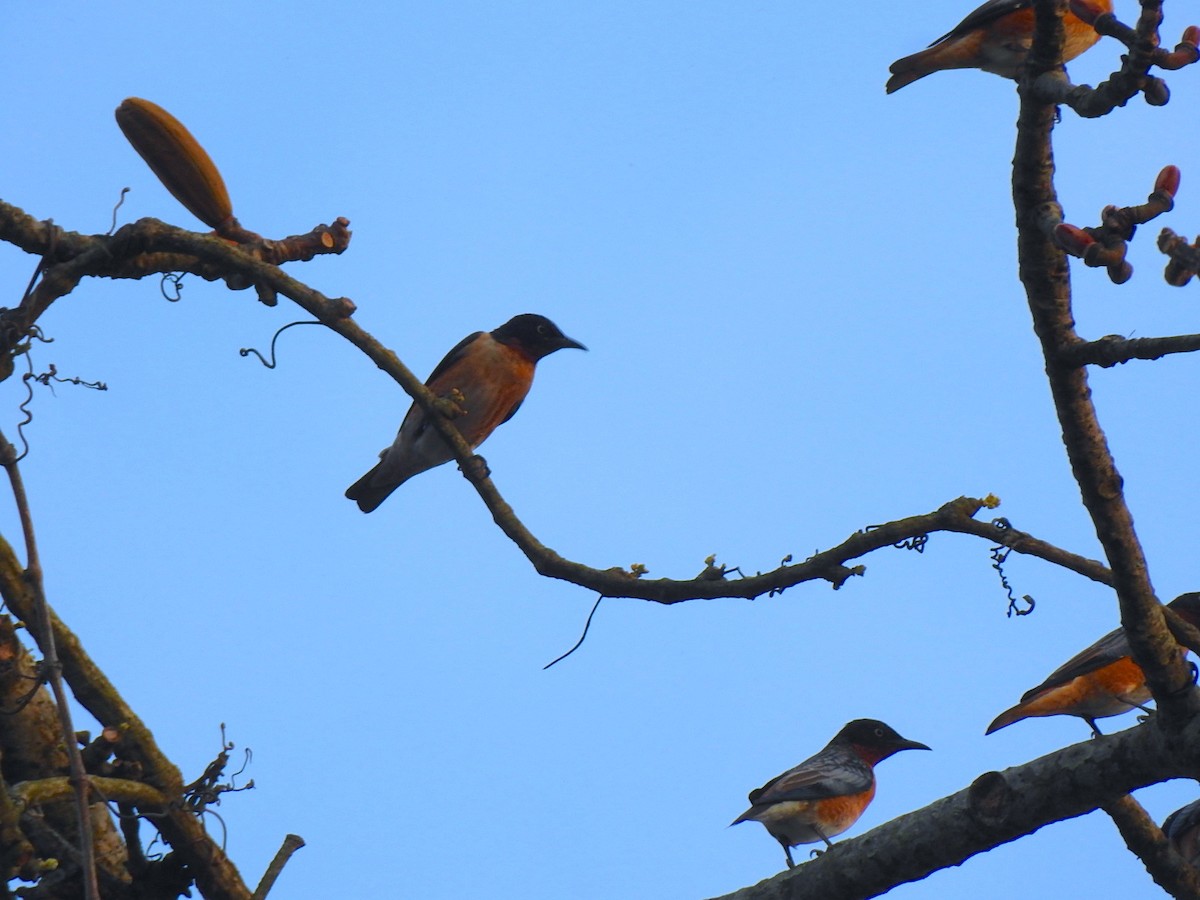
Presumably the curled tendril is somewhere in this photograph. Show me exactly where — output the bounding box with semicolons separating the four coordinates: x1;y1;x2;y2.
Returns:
543;596;604;670
864;523;929;553
239;320;322;369
160;273;185;302
109;187;130;236
0;667;50;715
990;518;1035;617
15;351;108;463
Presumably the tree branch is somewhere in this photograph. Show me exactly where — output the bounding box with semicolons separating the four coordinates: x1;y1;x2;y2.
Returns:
0;201;1122;606
1030;1;1198;116
1103;794;1200;899
0;536;253;900
1015;0;1192;727
0;429;99;900
1059;332;1200;368
11;775;165;809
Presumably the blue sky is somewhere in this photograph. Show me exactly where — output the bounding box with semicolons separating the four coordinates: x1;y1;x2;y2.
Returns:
3;2;1200;898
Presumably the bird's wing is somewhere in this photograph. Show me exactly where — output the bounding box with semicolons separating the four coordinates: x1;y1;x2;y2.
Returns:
498;398;524;426
1164;799;1200;841
425;331;485;385
748;750;871;805
405;331;487;442
932;0;1030;45
1020;625;1130;701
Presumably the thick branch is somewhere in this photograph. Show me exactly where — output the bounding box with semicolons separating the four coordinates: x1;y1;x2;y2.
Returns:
1015;0;1191;724
0;535;252;900
708;713;1200;900
12;775;165;809
0;202;352;348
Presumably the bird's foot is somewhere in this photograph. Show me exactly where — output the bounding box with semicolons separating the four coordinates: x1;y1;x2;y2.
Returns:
435;389;468;419
461;454;490;480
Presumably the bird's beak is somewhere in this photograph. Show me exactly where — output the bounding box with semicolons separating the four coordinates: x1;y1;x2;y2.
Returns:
898;739;932;752
559;335;587;351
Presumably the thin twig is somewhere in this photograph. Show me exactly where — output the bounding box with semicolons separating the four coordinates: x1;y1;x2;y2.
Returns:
0;427;99;900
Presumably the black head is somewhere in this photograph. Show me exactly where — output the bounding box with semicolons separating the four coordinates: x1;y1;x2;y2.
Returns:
833;719;931;762
491;314;586;360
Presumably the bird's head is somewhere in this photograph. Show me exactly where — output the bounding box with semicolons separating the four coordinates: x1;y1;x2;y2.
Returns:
493;314;587;360
834;719;931;765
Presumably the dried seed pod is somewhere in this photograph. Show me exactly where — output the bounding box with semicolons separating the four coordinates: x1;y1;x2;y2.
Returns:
115;97;233;229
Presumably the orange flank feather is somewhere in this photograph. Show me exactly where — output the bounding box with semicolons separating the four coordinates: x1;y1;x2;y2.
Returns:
986;656;1149;734
986;592;1200;736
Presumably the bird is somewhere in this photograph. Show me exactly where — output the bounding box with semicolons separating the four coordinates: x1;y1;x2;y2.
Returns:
1163;798;1200;867
885;0;1112;94
731;719;931;869
986;592;1200;737
345;314;585;512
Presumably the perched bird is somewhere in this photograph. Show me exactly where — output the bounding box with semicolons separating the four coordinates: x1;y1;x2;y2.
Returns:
731;719;930;869
1164;798;1200;867
886;0;1111;94
986;592;1200;737
346;314;585;512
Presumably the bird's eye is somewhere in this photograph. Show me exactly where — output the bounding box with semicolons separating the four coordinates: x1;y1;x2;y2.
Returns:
537;324;548;335
874;727;884;737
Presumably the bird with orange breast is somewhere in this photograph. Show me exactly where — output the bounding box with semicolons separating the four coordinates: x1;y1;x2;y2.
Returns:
986;592;1200;737
731;719;930;869
886;0;1112;94
346;314;585;512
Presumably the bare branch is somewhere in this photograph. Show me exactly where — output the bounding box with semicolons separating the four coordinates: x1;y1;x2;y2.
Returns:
1103;794;1200;899
11;775;165;809
1013;0;1193;728
1060;332;1200;367
0;200;1120;606
1031;1;1198;116
0;428;100;900
0;535;254;900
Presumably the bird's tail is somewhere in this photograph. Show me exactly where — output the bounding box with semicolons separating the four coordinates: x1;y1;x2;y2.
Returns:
886;47;943;93
984;704;1027;735
345;463;404;513
886;39;976;94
